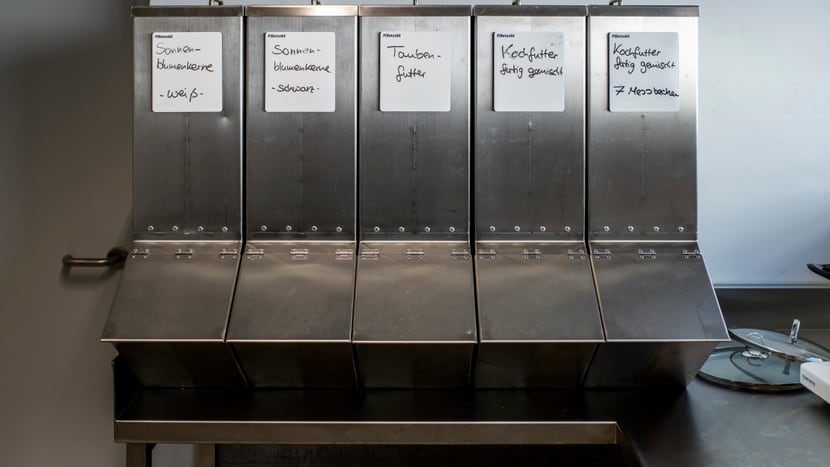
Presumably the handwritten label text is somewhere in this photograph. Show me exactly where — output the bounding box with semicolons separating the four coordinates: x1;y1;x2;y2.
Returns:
265;32;335;112
379;31;451;112
152;32;222;112
608;32;679;112
493;31;565;112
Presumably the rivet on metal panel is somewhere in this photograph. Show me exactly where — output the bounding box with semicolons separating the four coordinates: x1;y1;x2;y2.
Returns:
174;248;193;260
638;248;657;260
489;226;496;232
373;226;381;233
197;226;204;232
218;248;238;260
361;249;380;261
652;226;660;232
568;248;587;260
627;225;635;232
594;248;612;259
564;226;572;233
335;249;353;261
451;249;469;260
147;225;154;232
406;248;425;260
449;226;456;233
398;226;406;233
522;248;542;260
222;226;229;232
260;225;268;232
602;226;610;233
424;226;431;233
130;248;150;259
677;226;685;233
289;248;309;261
539;226;546;232
172;225;180;232
478;249;497;260
285;225;293;232
514;226;521;232
682;248;701;260
311;226;318;232
336;226;343;233
246;247;265;260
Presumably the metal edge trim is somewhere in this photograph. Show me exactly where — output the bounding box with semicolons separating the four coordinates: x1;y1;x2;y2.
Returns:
133;6;244;17
101;338;226;343
480;339;605;344
352;340;477;344
228;339;352;344
473;5;586;17
358;5;473;17
603;338;727;343
246;5;358;17
587;5;699;17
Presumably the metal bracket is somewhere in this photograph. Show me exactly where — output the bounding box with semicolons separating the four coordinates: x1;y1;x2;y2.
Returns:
478;249;497;260
522;248;542;260
406;248;425;260
335;249;354;261
174;248;194;260
290;248;310;261
568;248;587;260
451;249;470;260
638;249;657;260
361;249;380;261
682;248;701;260
130;248;150;260
245;247;265;260
593;248;612;259
218;248;238;260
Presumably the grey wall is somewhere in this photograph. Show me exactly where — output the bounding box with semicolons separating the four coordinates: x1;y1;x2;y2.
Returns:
1;0;829;466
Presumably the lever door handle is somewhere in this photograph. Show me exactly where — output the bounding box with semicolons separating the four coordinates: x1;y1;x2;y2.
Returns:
62;247;128;268
807;263;830;281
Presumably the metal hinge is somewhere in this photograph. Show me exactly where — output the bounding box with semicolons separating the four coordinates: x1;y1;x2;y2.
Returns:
478;248;497;260
361;249;380;261
638;248;657;260
406;248;425;260
451;248;470;260
682;248;701;260
335;249;354;261
522;248;542;260
174;248;193;260
245;247;265;260
130;248;150;259
290;248;309;261
219;248;238;260
568;248;587;260
593;248;612;259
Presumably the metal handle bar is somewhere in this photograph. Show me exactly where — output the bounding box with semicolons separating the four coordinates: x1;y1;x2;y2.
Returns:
63;247;128;268
807;263;830;281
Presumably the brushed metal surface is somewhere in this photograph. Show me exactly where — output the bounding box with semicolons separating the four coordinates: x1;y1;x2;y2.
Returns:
474;242;602;388
584;341;717;388
228;242;356;388
358;13;470;240
474;5;586;17
133;6;244;17
353;241;476;388
133;13;242;241
474;11;585;240
246;13;356;240
246;5;358;17
358;5;472;17
587;10;698;241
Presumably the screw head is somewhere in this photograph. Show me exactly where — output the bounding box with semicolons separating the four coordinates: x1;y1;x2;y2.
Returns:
336;226;343;233
311;226;318;232
677;226;685;233
398;226;405;233
285;225;293;232
197;226;204;232
603;226;610;232
489;226;496;232
260;225;267;232
172;225;179;232
564;226;572;233
653;226;660;232
147;225;155;232
539;226;546;232
373;226;380;233
627;225;635;232
514;226;521;232
449;226;456;233
424;226;431;233
221;226;229;232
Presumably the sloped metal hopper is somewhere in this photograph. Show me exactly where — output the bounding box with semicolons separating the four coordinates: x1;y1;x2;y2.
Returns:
472;5;603;388
226;5;358;388
353;5;476;388
102;6;246;388
584;5;728;387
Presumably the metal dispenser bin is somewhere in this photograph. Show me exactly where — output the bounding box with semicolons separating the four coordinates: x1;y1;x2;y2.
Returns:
473;5;604;388
584;5;728;387
226;5;358;388
102;6;245;387
353;5;476;388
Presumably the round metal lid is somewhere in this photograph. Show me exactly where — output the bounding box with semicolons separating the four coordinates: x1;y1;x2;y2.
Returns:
729;320;830;363
698;345;804;392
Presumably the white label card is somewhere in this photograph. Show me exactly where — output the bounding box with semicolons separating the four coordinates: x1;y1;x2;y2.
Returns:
493;32;565;112
379;31;451;112
265;32;336;113
152;32;222;112
608;32;679;112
